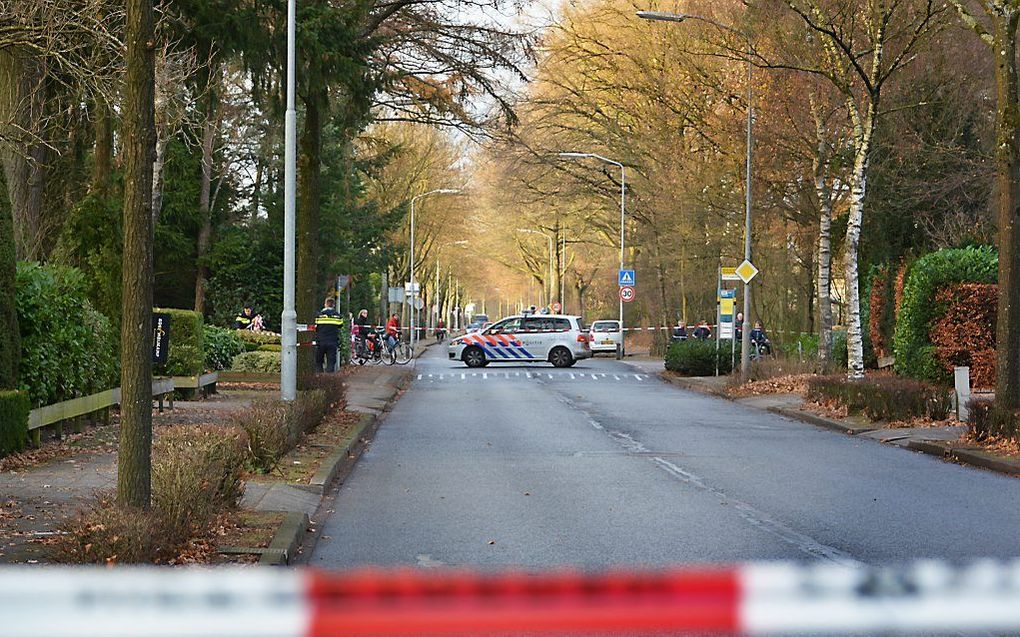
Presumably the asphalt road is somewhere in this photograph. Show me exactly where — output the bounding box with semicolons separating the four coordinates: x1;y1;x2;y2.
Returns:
310;346;1020;569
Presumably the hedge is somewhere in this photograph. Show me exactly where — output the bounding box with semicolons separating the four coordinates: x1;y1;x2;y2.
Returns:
155;308;204;377
15;262;118;407
230;350;281;374
0;390;29;456
807;375;952;422
930;284;997;389
893;246;997;382
664;339;739;376
203;325;246;371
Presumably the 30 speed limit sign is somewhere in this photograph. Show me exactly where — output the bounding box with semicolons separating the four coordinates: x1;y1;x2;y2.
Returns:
619;285;636;303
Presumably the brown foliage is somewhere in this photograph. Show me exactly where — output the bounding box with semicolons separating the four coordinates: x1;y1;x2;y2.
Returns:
869;268;889;357
929;283;997;389
807;374;952;422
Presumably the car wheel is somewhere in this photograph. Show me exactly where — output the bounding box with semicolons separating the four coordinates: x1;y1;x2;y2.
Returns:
463;346;486;368
549;347;573;368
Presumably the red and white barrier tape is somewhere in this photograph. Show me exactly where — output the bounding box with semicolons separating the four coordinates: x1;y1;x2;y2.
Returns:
3;562;1020;635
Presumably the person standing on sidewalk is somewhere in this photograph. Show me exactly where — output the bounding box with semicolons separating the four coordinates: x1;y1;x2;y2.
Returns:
314;298;344;373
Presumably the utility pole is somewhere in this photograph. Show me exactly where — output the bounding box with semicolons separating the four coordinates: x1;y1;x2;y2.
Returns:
280;0;297;401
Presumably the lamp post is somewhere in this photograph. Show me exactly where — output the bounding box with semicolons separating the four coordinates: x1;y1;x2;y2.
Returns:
410;189;459;352
516;228;554;307
636;10;754;381
280;0;297;401
558;152;626;354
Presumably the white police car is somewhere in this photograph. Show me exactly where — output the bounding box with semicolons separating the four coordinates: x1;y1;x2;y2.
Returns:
448;314;592;368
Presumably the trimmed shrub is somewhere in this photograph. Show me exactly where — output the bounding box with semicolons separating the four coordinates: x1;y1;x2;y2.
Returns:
235;399;289;473
235;330;281;346
15;262;118;407
152;425;247;538
929;284;997;389
203;325;246;371
155;308;204;377
230;350;281;373
665;339;739;376
807;375;952;422
0;390;29;456
894;246;997;382
257;343;282;352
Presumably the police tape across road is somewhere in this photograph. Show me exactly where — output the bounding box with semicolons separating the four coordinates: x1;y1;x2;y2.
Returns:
4;561;1020;636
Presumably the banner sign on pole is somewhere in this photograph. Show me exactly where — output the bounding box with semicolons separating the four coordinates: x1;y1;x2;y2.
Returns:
721;267;740;282
388;287;405;303
336;275;351;292
618;269;636;287
152;313;171;364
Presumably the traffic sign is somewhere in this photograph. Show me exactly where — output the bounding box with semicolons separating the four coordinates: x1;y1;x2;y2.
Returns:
618;269;636;287
721;267;740;282
619;285;636;303
735;260;759;284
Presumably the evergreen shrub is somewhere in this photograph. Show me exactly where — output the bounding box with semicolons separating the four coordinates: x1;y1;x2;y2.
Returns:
154;308;204;377
0;390;29;456
203;326;246;371
894;246;997;382
665;339;739;376
15;263;118;407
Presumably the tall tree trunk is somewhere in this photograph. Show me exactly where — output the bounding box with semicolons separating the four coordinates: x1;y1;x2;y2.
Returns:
993;12;1020;412
0;179;19;389
117;0;156;509
0;51;47;260
91;101;113;194
843;99;878;381
297;87;326;322
193;72;219;315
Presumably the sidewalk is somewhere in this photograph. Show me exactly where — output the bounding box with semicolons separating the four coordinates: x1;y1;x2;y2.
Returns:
0;360;414;564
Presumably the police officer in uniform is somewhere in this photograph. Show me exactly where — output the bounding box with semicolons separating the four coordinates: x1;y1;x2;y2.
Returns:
314;298;344;373
234;305;256;330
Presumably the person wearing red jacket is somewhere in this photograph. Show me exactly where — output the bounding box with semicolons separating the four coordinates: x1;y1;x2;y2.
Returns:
385;313;400;351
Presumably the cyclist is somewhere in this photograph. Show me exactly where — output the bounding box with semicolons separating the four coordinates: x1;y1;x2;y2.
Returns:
354;309;370;356
385;313;401;352
750;321;772;357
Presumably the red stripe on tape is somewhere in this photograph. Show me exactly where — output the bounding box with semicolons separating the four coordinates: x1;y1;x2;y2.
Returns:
305;568;740;636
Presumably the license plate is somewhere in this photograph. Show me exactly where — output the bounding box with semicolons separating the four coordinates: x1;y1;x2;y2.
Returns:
602;340;613;345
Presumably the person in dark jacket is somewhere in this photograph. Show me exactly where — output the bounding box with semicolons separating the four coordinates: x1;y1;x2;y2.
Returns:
314;298;344;372
234;305;256;330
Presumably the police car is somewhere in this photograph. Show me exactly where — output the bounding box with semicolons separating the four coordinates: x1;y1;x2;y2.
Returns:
448;314;592;368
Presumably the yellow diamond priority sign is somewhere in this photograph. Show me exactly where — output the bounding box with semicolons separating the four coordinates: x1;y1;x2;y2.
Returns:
735;260;759;284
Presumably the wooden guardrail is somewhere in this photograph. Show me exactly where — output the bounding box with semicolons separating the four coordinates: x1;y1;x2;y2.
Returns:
27;378;176;446
171;371;219;398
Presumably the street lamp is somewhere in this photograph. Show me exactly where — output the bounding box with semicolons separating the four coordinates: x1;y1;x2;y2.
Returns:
410;188;459;352
516;228;554;307
636;10;755;382
280;0;298;401
558;152;626;355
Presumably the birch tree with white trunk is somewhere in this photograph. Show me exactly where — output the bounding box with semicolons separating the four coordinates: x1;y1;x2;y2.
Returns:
777;0;947;379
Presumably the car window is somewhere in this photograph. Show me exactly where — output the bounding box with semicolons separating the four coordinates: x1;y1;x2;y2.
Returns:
551;318;571;332
593;321;619;332
522;317;546;332
488;318;521;334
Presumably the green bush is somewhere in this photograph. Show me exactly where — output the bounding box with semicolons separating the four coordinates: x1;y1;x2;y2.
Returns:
0;390;29;456
15;262;118;407
967;399;1018;441
664;339;738;376
257;343;282;352
203;326;246;371
154;308;204;377
807;375;952;422
894;246;997;382
230;350;281;373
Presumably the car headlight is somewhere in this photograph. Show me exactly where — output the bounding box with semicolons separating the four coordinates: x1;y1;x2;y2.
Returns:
450;338;463;346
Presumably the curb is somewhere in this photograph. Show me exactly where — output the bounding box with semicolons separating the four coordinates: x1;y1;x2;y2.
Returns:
766;405;878;436
259;511;309;565
308;413;379;493
905;440;1020;476
657;372;730;397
